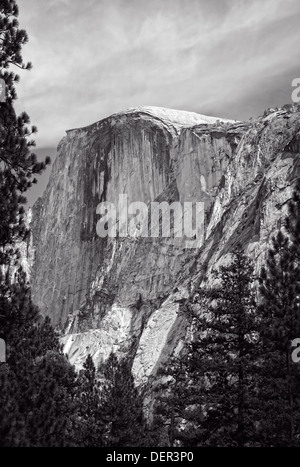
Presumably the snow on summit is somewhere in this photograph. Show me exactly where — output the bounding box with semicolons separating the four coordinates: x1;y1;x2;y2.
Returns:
121;106;236;127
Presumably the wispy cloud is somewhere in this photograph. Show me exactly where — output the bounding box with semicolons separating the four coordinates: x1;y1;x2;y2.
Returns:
14;0;300;147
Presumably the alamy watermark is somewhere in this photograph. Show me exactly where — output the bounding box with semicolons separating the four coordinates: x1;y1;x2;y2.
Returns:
0;338;6;363
96;194;205;249
291;78;300;103
0;78;6;102
291;338;300;363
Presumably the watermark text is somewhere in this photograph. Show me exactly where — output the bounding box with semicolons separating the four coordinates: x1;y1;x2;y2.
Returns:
96;195;205;249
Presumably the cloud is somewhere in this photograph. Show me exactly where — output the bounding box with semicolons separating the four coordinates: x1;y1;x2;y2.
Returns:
14;0;300;147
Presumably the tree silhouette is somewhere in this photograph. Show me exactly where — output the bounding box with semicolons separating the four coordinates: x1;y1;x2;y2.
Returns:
257;178;300;446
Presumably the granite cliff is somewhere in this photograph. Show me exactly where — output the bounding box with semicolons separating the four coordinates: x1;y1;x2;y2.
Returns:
29;104;300;386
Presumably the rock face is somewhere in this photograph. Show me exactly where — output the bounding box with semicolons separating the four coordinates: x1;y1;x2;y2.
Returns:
29;104;300;386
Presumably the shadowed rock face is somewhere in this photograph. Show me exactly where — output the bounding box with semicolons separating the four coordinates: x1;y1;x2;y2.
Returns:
29;105;300;385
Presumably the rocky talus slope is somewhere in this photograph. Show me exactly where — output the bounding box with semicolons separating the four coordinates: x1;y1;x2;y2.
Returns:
29;105;300;385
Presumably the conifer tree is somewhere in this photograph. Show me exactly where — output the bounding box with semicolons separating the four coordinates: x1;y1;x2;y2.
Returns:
0;265;39;446
151;354;191;446
26;350;78;447
257;178;300;446
0;289;78;447
0;1;62;447
0;362;26;446
152;247;260;447
75;354;104;447
188;247;259;446
100;352;146;447
0;0;50;263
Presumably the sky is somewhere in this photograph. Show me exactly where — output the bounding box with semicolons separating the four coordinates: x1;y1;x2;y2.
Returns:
12;0;300;204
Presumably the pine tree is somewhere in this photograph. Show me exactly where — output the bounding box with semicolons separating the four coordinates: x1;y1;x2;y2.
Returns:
257;178;300;446
0;1;66;447
100;352;146;447
0;362;26;446
152;247;260;447
0;0;50;264
0;264;38;446
0;286;78;447
75;354;104;447
187;247;260;446
26;350;78;447
151;354;191;447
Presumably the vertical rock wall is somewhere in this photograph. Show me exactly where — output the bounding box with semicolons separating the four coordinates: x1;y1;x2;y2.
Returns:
29;105;300;385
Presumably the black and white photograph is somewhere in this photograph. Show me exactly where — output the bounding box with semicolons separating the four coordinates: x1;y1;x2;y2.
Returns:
0;0;300;452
